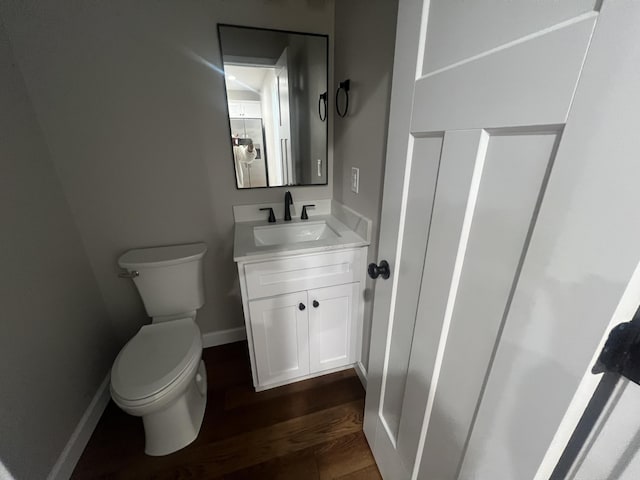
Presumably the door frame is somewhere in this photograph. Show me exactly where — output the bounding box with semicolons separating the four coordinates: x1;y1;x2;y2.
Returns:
536;260;640;478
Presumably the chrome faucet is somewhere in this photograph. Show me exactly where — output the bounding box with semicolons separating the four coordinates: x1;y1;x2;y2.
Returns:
284;191;293;221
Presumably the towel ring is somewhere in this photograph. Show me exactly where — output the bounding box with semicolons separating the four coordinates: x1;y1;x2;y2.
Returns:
336;79;350;118
318;91;328;122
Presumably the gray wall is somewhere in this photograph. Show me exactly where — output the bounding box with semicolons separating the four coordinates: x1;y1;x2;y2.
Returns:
299;35;328;185
333;0;398;369
287;33;329;185
0;17;116;480
219;26;289;64
0;0;335;344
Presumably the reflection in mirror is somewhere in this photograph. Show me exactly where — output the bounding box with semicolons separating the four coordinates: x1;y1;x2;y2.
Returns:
218;25;328;189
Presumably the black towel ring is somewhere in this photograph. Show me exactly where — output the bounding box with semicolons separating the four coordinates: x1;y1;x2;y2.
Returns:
336;79;350;118
318;91;328;122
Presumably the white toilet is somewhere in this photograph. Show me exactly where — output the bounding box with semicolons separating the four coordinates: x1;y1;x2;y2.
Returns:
110;242;208;456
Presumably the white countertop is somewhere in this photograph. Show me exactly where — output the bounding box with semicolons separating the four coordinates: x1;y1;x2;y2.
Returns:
233;214;370;262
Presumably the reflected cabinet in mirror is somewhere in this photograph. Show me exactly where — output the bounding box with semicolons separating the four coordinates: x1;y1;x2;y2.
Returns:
218;25;328;189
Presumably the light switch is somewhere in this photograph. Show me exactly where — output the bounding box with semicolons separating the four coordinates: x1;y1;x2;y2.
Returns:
351;167;359;194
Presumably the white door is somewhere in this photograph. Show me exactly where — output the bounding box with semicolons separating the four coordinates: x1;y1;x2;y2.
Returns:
275;48;293;185
249;291;309;386
308;283;359;373
365;1;640;479
553;371;640;480
558;373;640;479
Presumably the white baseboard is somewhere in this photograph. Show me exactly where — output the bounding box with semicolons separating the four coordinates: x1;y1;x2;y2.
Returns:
355;361;367;390
256;364;355;392
202;326;247;348
48;374;111;480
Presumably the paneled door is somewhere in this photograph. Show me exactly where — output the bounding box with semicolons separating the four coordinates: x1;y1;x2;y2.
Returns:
365;1;640;479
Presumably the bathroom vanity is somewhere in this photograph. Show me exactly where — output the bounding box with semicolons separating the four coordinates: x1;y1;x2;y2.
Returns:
233;201;370;391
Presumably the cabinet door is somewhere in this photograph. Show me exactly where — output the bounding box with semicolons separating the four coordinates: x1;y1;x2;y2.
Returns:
227;101;244;118
241;101;262;118
249;291;310;386
308;283;360;373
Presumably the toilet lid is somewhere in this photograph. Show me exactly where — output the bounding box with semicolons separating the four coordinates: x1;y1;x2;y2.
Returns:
111;318;202;401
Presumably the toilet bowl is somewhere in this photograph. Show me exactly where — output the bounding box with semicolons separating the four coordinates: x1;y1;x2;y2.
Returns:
110;317;207;456
111;242;208;455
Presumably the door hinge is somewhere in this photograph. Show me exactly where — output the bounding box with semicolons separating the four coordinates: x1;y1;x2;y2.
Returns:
593;320;640;385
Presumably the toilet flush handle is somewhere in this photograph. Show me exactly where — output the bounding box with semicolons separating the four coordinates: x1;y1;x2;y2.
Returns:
118;270;139;279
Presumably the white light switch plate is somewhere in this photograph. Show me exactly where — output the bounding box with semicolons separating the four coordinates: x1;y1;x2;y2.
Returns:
351;167;359;193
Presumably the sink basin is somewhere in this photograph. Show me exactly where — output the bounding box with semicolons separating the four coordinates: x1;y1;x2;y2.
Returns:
253;221;339;247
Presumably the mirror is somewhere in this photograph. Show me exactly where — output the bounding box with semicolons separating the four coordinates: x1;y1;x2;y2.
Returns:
218;25;328;189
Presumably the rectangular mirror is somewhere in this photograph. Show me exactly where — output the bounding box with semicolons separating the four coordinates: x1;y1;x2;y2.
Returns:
218;25;328;189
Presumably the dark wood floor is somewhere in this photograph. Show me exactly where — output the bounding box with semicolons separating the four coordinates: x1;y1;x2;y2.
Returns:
72;341;380;479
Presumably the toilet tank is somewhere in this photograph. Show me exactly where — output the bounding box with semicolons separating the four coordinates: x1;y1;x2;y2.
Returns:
118;243;207;318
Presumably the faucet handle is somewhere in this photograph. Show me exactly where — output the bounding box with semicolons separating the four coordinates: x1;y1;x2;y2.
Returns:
301;204;315;220
260;207;276;223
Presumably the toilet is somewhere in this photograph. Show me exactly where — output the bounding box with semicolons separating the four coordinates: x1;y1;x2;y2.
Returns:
110;242;208;456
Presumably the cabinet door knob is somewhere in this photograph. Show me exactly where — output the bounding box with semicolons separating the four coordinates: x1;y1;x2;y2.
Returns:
299;303;306;311
313;300;319;308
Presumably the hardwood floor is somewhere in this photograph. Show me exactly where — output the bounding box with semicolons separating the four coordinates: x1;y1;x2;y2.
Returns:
72;341;380;479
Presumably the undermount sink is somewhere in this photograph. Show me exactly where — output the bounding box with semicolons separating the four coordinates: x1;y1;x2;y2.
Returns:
253;221;339;247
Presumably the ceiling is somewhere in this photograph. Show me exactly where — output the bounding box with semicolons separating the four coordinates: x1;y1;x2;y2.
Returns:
224;65;274;92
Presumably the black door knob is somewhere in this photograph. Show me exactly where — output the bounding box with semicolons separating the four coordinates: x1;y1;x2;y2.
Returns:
368;260;391;280
298;303;306;311
313;300;320;308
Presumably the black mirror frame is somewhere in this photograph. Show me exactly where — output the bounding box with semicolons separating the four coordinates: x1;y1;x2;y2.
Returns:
217;24;330;190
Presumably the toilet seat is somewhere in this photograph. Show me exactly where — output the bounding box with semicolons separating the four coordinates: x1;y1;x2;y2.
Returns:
111;318;202;402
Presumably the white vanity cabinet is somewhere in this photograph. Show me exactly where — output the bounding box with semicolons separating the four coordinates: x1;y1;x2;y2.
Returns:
237;247;366;390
